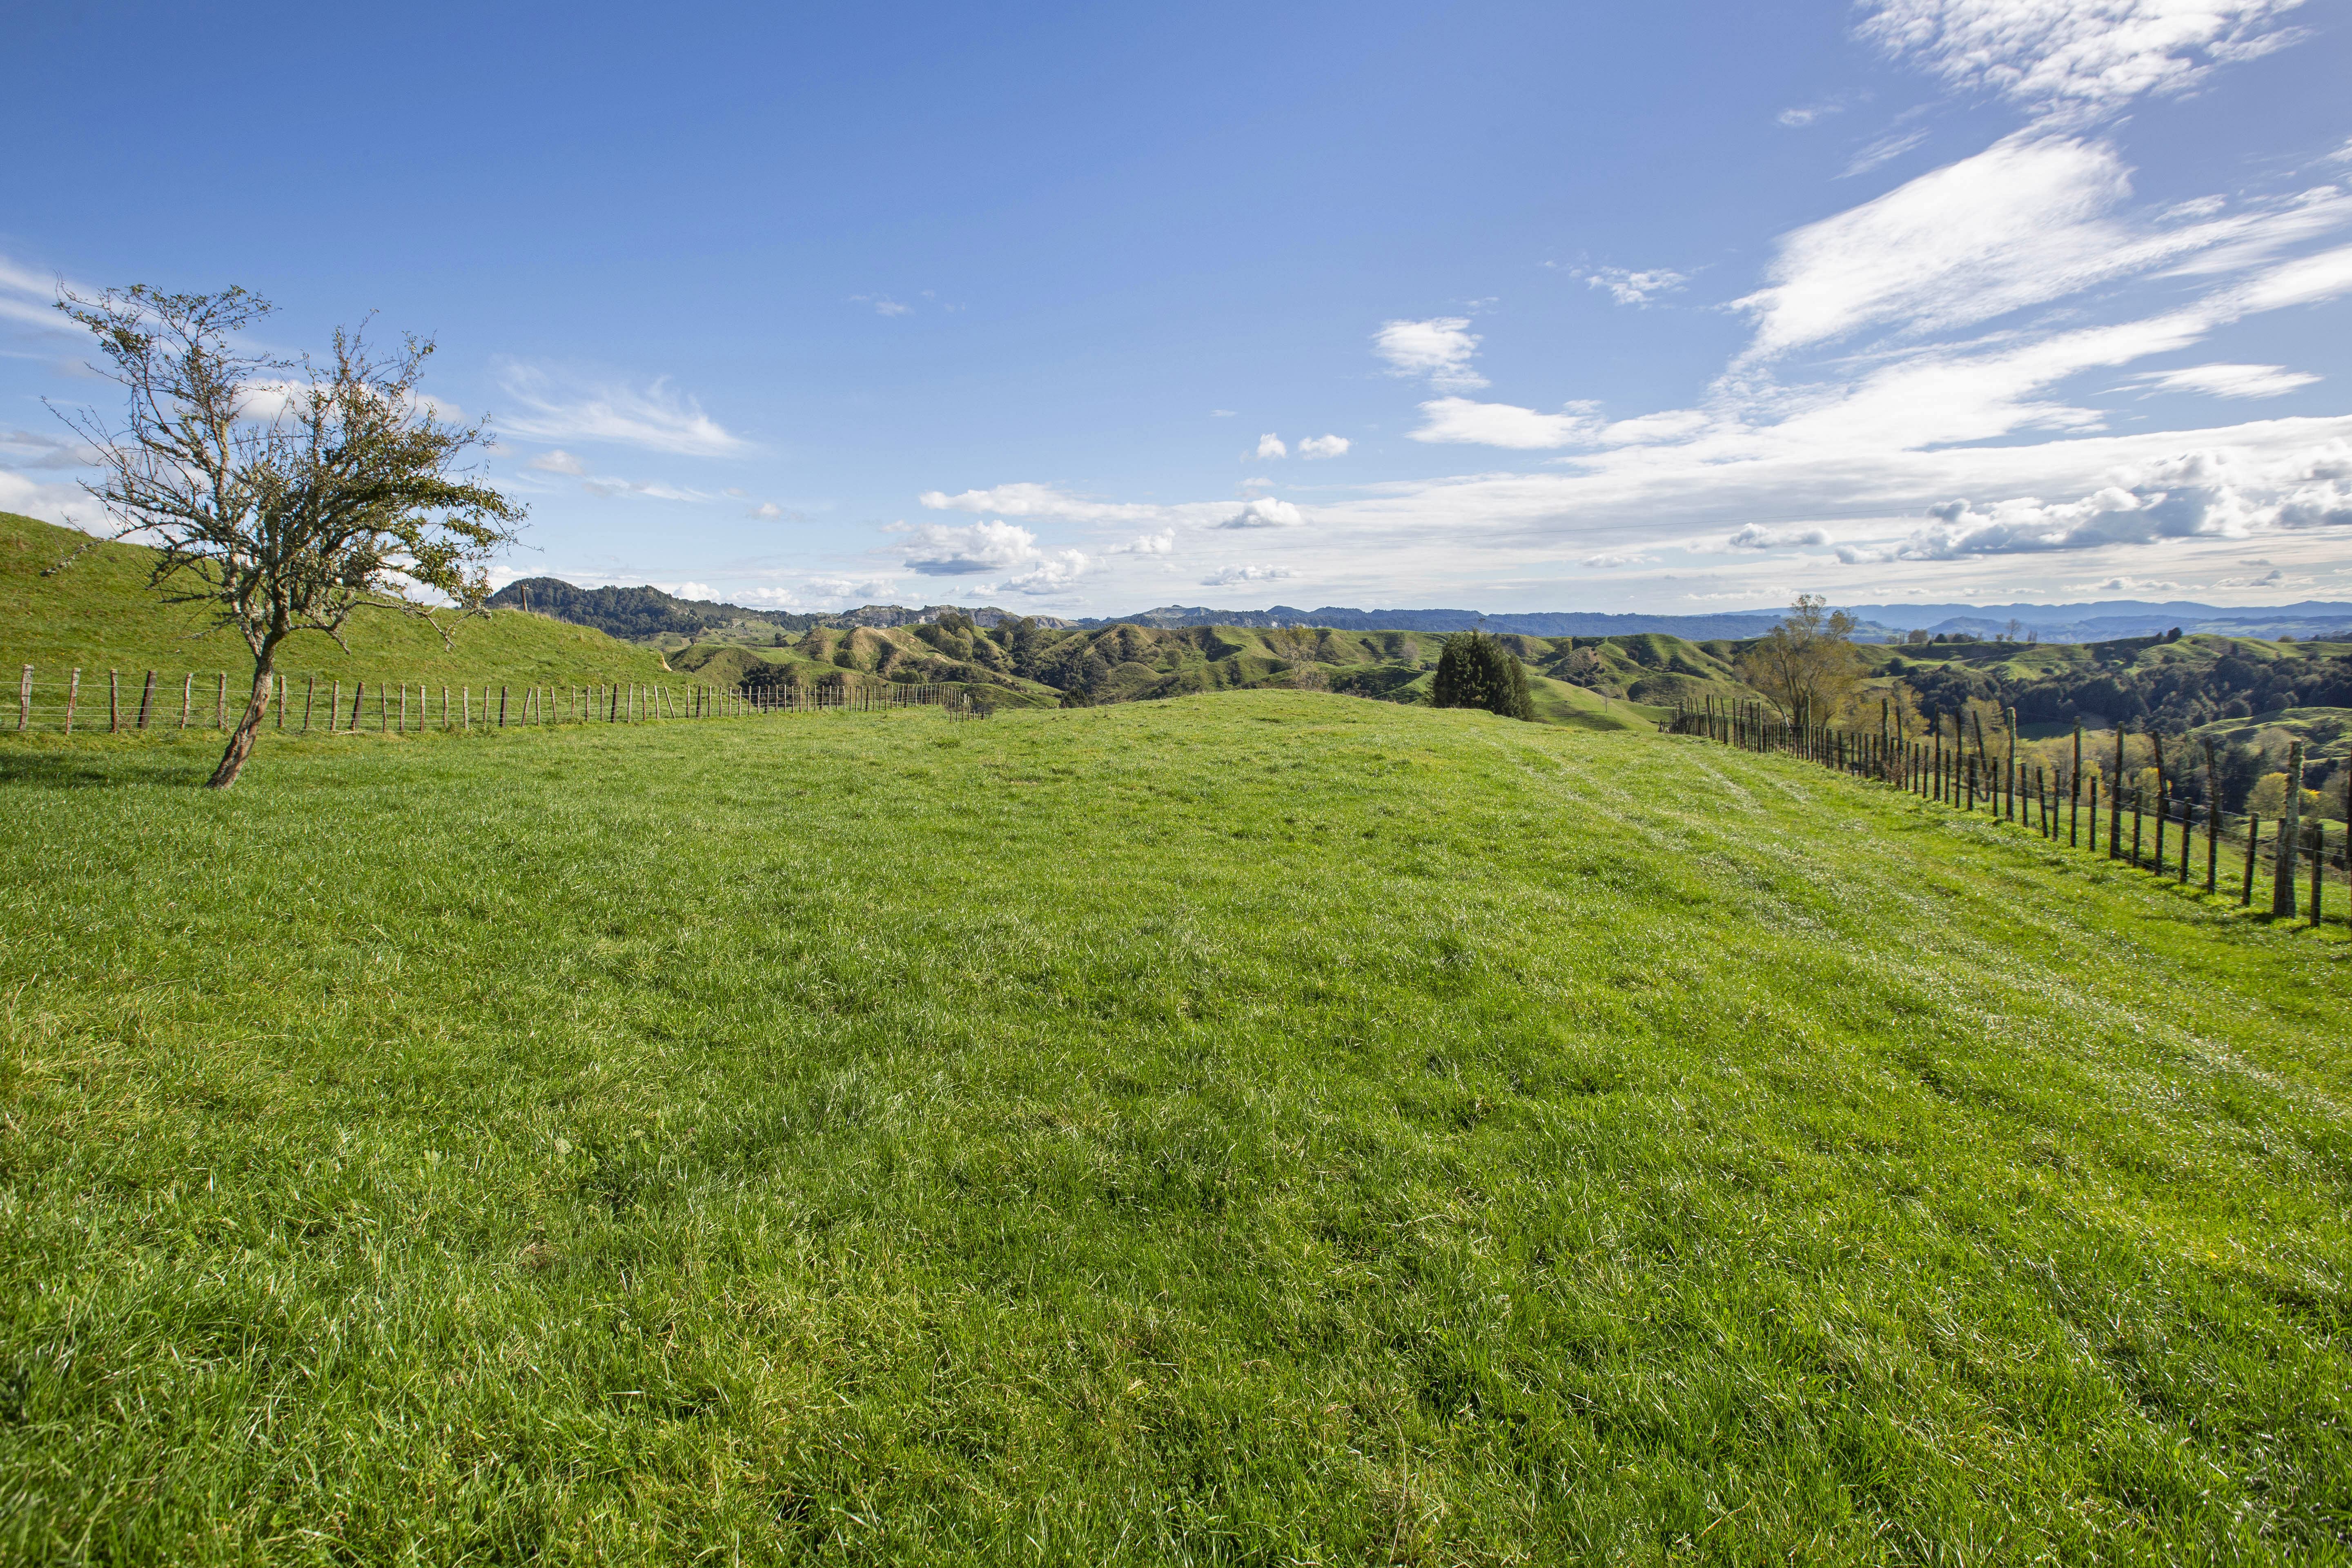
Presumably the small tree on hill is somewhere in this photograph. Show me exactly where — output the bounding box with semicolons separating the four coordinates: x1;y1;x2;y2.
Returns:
50;285;521;789
1739;594;1862;730
1432;630;1535;720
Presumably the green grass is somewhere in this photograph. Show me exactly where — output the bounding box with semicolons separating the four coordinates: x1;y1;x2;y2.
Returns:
3;697;2349;1564
2;511;672;687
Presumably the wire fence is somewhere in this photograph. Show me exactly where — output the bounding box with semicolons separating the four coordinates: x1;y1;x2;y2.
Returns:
10;663;985;738
1671;698;2348;929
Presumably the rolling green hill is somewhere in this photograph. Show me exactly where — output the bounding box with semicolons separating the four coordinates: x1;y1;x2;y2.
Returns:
663;616;1683;730
2;511;673;687
1;695;2344;1561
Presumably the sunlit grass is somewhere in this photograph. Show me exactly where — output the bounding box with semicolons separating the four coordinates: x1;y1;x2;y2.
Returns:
2;694;2346;1564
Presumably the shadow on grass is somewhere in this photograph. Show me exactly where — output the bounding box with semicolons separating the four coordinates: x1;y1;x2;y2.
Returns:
0;744;218;790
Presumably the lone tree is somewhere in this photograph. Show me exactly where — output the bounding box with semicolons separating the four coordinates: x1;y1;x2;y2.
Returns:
1431;630;1534;720
1738;593;1862;731
50;285;523;789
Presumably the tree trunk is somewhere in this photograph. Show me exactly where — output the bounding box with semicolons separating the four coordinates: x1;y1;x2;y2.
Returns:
206;650;281;790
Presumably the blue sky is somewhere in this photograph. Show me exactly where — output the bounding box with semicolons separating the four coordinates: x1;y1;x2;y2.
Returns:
4;0;2350;615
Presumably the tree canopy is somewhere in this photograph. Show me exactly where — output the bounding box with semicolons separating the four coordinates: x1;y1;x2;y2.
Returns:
1432;630;1535;720
52;285;522;787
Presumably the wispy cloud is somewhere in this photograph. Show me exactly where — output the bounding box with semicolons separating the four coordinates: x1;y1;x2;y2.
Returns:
1201;563;1290;586
2127;362;2319;399
1841;129;1927;177
524;449;584;474
1297;434;1350;459
1580;267;1689;305
492;361;748;456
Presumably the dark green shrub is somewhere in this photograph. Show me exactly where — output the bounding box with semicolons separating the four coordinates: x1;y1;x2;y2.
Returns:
1432;631;1534;721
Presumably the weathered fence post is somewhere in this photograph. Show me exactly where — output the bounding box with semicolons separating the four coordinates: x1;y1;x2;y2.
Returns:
499;686;508;728
109;670;121;733
217;672;228;729
2242;815;2261;906
2308;820;2324;929
16;665;29;732
2272;739;2303;919
65;668;80;734
2089;777;2099;854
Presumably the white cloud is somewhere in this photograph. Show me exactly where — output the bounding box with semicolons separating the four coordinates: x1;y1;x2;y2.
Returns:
578;475;715;502
1297;434;1351;459
853;295;913;316
748;501;784;518
1859;0;2310;118
1726;523;1835;550
1112;530;1176;555
918;481;1177;524
996;550;1094;595
525;449;585;474
1600;410;1711;445
1201;564;1291;586
493;361;748;456
656;581;717;600
0;426;99;470
1881;443;2352;557
2129;363;2319;399
1216;499;1306;529
1373;317;1488;392
1409;397;1601;449
1581;551;1655;568
1256;432;1287;459
894;519;1097;595
900;519;1046;575
1582;267;1690;305
1777;104;1841;127
0;468;100;527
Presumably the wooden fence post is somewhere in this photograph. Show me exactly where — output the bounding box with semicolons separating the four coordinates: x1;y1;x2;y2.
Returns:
2242;815;2260;906
217;672;227;729
2089;777;2099;853
180;673;193;728
2205;800;2219;895
2309;821;2324;929
136;669;156;731
65;668;79;734
499;686;508;728
16;665;29;732
2154;783;2167;870
109;670;120;732
2272;739;2303;919
302;676;314;733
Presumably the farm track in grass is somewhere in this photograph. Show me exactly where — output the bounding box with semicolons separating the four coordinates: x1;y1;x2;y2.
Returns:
1;693;2348;1565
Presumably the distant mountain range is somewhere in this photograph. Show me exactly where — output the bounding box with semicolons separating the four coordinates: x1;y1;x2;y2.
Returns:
492;577;2352;647
1081;599;2352;641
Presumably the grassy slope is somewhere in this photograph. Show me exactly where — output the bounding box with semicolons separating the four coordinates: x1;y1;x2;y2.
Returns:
668;620;1683;730
3;699;2348;1564
1;511;673;686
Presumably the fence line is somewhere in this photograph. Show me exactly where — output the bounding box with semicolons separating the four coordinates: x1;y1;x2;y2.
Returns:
1670;697;2348;929
9;663;986;739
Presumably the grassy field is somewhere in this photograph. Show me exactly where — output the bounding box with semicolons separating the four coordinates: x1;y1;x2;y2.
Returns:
2;511;672;688
3;697;2348;1564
